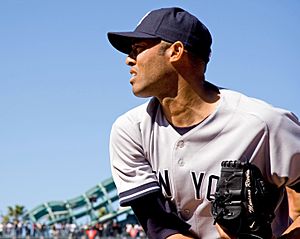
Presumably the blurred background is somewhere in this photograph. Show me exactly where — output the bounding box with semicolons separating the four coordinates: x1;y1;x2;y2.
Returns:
0;0;299;222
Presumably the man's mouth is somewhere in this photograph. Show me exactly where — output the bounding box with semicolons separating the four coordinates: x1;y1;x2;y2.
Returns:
129;69;137;83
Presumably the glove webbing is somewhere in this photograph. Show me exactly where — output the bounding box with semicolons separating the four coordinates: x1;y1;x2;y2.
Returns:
212;160;277;239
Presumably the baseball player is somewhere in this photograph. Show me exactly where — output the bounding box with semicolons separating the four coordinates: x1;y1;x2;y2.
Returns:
107;7;300;239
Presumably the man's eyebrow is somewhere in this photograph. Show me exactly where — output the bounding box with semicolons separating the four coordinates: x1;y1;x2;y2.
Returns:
132;41;148;47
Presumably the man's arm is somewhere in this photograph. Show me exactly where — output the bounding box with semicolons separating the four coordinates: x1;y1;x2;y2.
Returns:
286;187;300;221
130;191;192;239
279;187;300;238
166;234;195;239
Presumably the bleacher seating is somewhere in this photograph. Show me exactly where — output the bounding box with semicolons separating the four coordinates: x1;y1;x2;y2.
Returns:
23;177;132;226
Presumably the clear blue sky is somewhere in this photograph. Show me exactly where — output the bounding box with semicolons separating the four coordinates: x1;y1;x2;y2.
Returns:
0;1;299;216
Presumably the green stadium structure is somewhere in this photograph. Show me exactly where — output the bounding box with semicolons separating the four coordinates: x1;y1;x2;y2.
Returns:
23;177;133;226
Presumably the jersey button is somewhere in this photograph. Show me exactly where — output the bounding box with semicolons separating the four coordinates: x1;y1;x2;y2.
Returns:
177;140;185;148
178;159;184;166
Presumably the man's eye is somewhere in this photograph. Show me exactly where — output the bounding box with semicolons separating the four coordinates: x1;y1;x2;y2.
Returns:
133;46;146;55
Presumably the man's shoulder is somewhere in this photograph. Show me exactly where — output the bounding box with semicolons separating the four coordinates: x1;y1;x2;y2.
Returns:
221;88;299;130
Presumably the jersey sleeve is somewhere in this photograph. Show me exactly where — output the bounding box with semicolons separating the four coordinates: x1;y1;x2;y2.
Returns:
130;191;191;239
268;109;300;190
109;111;160;206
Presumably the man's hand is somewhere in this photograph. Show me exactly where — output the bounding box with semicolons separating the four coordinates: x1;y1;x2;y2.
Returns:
216;224;237;239
279;187;300;238
166;233;195;239
286;187;300;221
278;228;300;239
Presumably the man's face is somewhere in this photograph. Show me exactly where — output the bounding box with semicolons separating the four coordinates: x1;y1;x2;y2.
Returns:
126;39;176;98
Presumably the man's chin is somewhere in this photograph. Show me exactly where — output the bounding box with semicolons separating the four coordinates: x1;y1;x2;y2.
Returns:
132;89;151;98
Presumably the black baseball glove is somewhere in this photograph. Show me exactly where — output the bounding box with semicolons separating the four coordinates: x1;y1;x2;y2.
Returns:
211;160;279;239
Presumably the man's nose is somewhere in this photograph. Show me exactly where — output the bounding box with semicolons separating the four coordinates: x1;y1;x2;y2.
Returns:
125;55;136;66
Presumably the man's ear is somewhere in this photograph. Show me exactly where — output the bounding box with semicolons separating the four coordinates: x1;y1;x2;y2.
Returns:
169;41;185;62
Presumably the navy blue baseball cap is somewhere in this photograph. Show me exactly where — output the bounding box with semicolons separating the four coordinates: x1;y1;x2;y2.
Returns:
107;7;212;63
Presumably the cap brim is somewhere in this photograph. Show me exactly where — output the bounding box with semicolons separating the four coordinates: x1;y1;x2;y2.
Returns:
107;31;158;54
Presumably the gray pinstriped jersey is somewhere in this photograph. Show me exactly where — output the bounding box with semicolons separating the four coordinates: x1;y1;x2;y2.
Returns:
110;88;300;239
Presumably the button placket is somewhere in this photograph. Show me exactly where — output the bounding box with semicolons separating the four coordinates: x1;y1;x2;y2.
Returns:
176;140;185;166
177;140;185;148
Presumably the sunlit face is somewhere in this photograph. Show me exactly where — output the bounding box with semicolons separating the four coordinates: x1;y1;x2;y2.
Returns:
125;39;176;98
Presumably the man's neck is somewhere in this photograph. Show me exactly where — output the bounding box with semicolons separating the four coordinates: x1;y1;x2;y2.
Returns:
159;81;220;127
